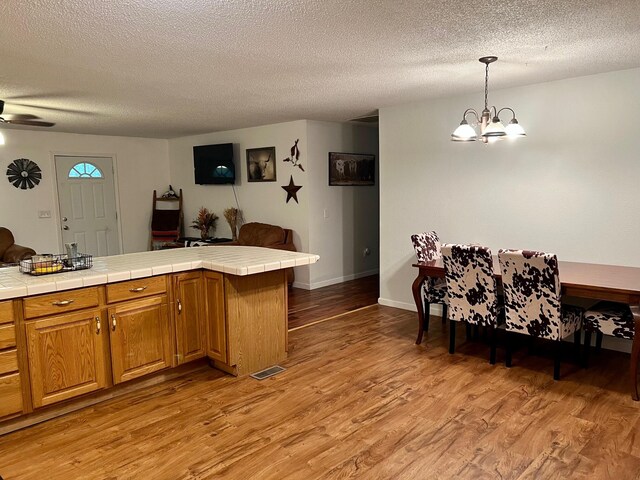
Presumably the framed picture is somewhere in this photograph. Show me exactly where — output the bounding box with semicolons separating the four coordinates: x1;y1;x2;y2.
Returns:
328;152;375;186
246;147;277;182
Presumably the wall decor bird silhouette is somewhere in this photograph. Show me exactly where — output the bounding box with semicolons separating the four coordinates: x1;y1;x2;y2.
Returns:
282;139;304;172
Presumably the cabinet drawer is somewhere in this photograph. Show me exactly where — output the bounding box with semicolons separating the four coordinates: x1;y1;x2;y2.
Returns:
0;300;13;325
0;323;16;349
0;372;22;418
106;275;167;304
0;349;18;375
23;287;100;319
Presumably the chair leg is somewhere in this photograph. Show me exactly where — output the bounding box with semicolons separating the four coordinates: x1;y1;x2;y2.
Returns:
441;303;448;324
505;332;512;368
489;325;497;365
415;301;429;345
596;331;603;352
574;330;581;361
583;330;592;368
465;323;472;341
415;316;424;345
449;320;456;354
423;302;431;332
631;316;640;401
473;324;480;339
554;341;562;381
482;325;489;340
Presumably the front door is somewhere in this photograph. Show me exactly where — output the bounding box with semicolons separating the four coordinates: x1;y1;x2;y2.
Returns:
55;156;121;257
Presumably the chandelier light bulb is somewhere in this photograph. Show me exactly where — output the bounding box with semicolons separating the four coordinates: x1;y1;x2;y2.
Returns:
505;119;526;138
0;130;5;146
451;120;477;141
482;117;506;137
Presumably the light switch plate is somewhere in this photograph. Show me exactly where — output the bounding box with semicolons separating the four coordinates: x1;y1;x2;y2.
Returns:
38;210;52;219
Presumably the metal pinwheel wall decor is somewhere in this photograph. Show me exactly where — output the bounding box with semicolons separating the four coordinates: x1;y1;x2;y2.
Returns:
6;158;42;189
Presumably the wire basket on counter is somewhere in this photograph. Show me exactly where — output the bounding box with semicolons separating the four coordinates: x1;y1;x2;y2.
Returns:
20;253;93;276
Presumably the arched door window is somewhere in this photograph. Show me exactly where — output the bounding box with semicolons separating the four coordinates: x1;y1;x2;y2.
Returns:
68;162;103;178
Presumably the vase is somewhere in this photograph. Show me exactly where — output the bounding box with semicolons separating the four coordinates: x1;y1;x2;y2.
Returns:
200;229;209;241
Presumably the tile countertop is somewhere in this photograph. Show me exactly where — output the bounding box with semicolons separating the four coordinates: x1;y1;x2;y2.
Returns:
0;246;320;300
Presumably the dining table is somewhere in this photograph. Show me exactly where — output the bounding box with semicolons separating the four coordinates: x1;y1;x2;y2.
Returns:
412;258;640;400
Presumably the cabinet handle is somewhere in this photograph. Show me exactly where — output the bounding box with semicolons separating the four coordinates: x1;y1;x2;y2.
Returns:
52;299;74;306
111;314;117;331
95;316;101;334
177;299;182;314
129;286;147;293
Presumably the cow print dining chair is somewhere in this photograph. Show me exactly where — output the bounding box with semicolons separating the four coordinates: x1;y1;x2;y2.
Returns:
411;231;448;344
583;301;634;367
498;249;583;380
441;244;503;364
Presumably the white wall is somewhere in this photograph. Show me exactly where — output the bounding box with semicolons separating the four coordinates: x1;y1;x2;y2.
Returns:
167;121;311;286
379;67;640;311
0;129;170;254
306;121;379;287
0;119;380;291
167;119;380;289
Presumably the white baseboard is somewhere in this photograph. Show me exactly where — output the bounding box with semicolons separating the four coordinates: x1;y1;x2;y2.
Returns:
593;335;632;354
296;269;379;291
377;297;415;311
377;297;443;316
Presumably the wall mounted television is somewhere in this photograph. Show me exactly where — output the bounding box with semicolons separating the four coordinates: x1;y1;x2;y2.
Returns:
193;143;235;184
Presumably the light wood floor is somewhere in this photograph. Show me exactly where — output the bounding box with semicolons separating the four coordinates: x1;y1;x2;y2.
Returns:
288;274;379;329
2;306;640;479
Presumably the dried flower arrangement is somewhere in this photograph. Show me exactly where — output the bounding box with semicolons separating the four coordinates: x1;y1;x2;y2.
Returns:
191;207;218;240
223;207;242;241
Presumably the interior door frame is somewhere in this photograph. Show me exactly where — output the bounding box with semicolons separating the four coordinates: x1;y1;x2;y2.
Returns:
51;152;124;255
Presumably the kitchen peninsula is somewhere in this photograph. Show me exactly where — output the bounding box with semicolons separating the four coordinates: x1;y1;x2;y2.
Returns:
0;246;319;433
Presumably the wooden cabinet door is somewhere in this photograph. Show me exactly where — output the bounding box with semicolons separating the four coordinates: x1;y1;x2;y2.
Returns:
26;310;108;408
203;271;227;362
173;272;206;365
108;295;171;385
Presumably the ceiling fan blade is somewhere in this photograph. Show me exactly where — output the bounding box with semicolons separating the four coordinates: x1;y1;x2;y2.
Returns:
8;102;90;115
5;119;55;127
2;113;41;120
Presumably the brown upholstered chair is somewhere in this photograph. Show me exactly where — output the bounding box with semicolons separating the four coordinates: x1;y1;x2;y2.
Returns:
0;227;36;266
223;222;297;284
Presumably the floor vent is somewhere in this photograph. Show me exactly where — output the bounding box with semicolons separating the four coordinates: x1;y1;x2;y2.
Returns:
250;365;286;380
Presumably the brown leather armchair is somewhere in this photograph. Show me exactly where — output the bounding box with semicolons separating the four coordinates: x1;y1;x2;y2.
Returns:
224;222;297;284
0;227;36;266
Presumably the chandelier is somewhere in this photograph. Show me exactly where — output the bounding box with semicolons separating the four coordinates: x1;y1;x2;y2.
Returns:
451;56;526;143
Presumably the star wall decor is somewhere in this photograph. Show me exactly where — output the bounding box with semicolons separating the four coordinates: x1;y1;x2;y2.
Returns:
7;158;42;189
281;175;302;204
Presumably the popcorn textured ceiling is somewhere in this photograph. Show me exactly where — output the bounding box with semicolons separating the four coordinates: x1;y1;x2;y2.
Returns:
0;0;639;138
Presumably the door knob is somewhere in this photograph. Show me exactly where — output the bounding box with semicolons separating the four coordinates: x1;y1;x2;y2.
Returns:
62;217;68;222
63;226;69;230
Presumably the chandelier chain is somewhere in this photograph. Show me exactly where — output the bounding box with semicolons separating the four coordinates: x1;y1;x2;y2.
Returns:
484;62;489;110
